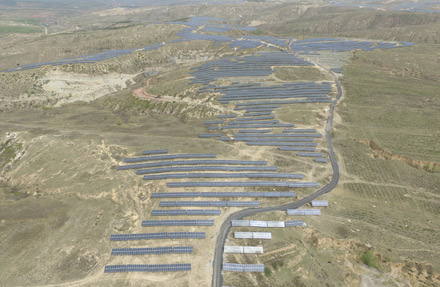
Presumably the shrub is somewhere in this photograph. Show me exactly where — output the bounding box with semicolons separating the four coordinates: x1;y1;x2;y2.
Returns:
362;250;379;268
264;267;272;277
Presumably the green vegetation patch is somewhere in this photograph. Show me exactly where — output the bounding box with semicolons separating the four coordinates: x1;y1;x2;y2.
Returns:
0;140;22;168
362;250;379;268
340;44;440;162
0;26;42;33
273;66;328;82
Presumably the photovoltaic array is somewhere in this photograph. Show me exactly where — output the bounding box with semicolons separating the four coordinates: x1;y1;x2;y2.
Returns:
110;232;206;241
104;264;191;273
111;246;193;255
223;263;265;272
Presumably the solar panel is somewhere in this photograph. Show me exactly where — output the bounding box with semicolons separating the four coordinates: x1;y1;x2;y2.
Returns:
223;263;264;272
118;159;268;170
111;246;193;255
285;220;305;227
311;200;329;207
104;264;191;273
160;201;259;207
287;209;321;215
167;181;318;188
110;232;167;241
141;220;214;226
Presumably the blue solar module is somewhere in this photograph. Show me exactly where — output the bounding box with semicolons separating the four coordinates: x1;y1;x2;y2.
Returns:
297;152;323;157
223;263;264;272
218;115;237;118
242;112;272;117
199;134;222;138
246;142;318;147
167;182;319;188
152;192;295;198
159;201;259;207
238;129;272;133
124;153;216;163
118;159;268;170
283;129;317;133
208;126;220;131
136;165;277;175
235;116;275;121
110;232;167;241
314;157;329;163
233;133;320;138
222;124;294;129
229;120;280;125
104;263;191;273
233;138;315;142
143;172;303;180
151;209;221;216
167;232;206;239
204;120;224;125
141;220;214;226
279;147;317;152
285;220;305;227
151;210;186;216
142;149;168;155
111;246;193;256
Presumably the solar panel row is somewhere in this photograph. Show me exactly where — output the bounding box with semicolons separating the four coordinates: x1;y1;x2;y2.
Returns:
118;160;268;170
222;124;294;129
110;232;206;241
143;172;303;180
151;209;221;216
111;246;193;255
199;134;222;138
167;181;319;188
104;263;191;273
141;220;214;226
124;153;216;163
151;191;296;198
136;166;277;175
246;142;318;147
159;201;259;207
287;209;321;215
279;147;317;152
223;263;265;272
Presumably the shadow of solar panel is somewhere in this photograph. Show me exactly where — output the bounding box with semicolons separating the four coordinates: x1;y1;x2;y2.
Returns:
142;149;168;155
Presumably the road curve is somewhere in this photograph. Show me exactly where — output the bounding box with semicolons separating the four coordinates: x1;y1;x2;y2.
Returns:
211;60;342;287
